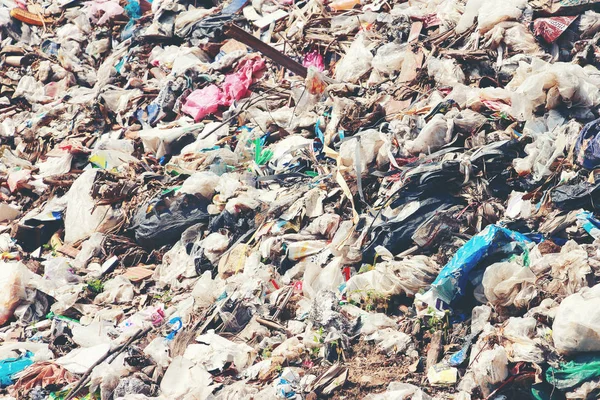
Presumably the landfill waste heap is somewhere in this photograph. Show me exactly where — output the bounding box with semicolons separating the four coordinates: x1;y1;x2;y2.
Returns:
5;0;600;399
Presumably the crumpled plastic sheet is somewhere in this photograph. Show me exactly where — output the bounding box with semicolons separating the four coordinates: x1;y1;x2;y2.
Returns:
9;362;75;395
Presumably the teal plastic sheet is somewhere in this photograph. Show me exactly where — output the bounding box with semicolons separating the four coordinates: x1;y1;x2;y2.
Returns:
0;351;34;387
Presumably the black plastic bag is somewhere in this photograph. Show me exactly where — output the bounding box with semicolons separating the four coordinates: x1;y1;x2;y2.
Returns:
574;118;600;169
551;179;600;211
131;193;209;248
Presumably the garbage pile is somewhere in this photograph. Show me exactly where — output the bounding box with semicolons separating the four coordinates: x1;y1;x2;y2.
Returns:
4;0;600;398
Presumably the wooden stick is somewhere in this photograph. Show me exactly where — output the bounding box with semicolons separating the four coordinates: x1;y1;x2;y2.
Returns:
426;330;444;372
272;287;293;320
224;23;308;78
64;326;152;400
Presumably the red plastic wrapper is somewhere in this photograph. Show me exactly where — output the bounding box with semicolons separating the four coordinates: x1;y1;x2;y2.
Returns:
533;15;577;43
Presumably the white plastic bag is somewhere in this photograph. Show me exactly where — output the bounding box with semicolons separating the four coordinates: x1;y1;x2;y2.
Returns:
139;123;203;158
330;15;360;35
202;232;231;265
342;305;397;335
482;262;537;309
345;255;438;302
180;122;228;155
580;10;600;38
453;109;488;133
271;336;305;362
180;171;220;199
513;120;579;181
72;318;113;348
56;343;111;374
455;0;484;34
303;214;341;239
144;337;171;368
364;328;411;355
471;345;509;396
508;59;600;121
191;331;257;371
192;271;223;308
501;317;544;363
552;285;600;354
335;34;374;83
405;115;454;155
0;342;53;361
0;262;29;325
94;276;134;305
74;232;105;270
287;240;328;261
43;258;82;287
339;130;387;174
530;240;590;296
427;58;465;86
364;382;432;400
484;22;541;54
36;151;73;177
471;305;492;335
372;43;406;75
161;355;215;399
64;170;122;243
302;257;344;299
477;0;526;33
89;353;129;400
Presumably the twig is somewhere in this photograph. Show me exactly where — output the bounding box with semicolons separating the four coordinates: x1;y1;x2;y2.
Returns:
64;326;152;400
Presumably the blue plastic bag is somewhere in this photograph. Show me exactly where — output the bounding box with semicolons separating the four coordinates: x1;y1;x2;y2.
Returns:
418;224;532;312
124;0;142;19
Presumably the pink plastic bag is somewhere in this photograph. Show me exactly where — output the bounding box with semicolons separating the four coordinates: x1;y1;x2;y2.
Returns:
223;56;265;103
302;50;325;72
182;56;265;121
222;74;250;104
85;0;125;25
181;85;222;122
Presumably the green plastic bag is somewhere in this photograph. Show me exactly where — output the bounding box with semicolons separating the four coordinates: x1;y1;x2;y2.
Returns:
546;353;600;390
